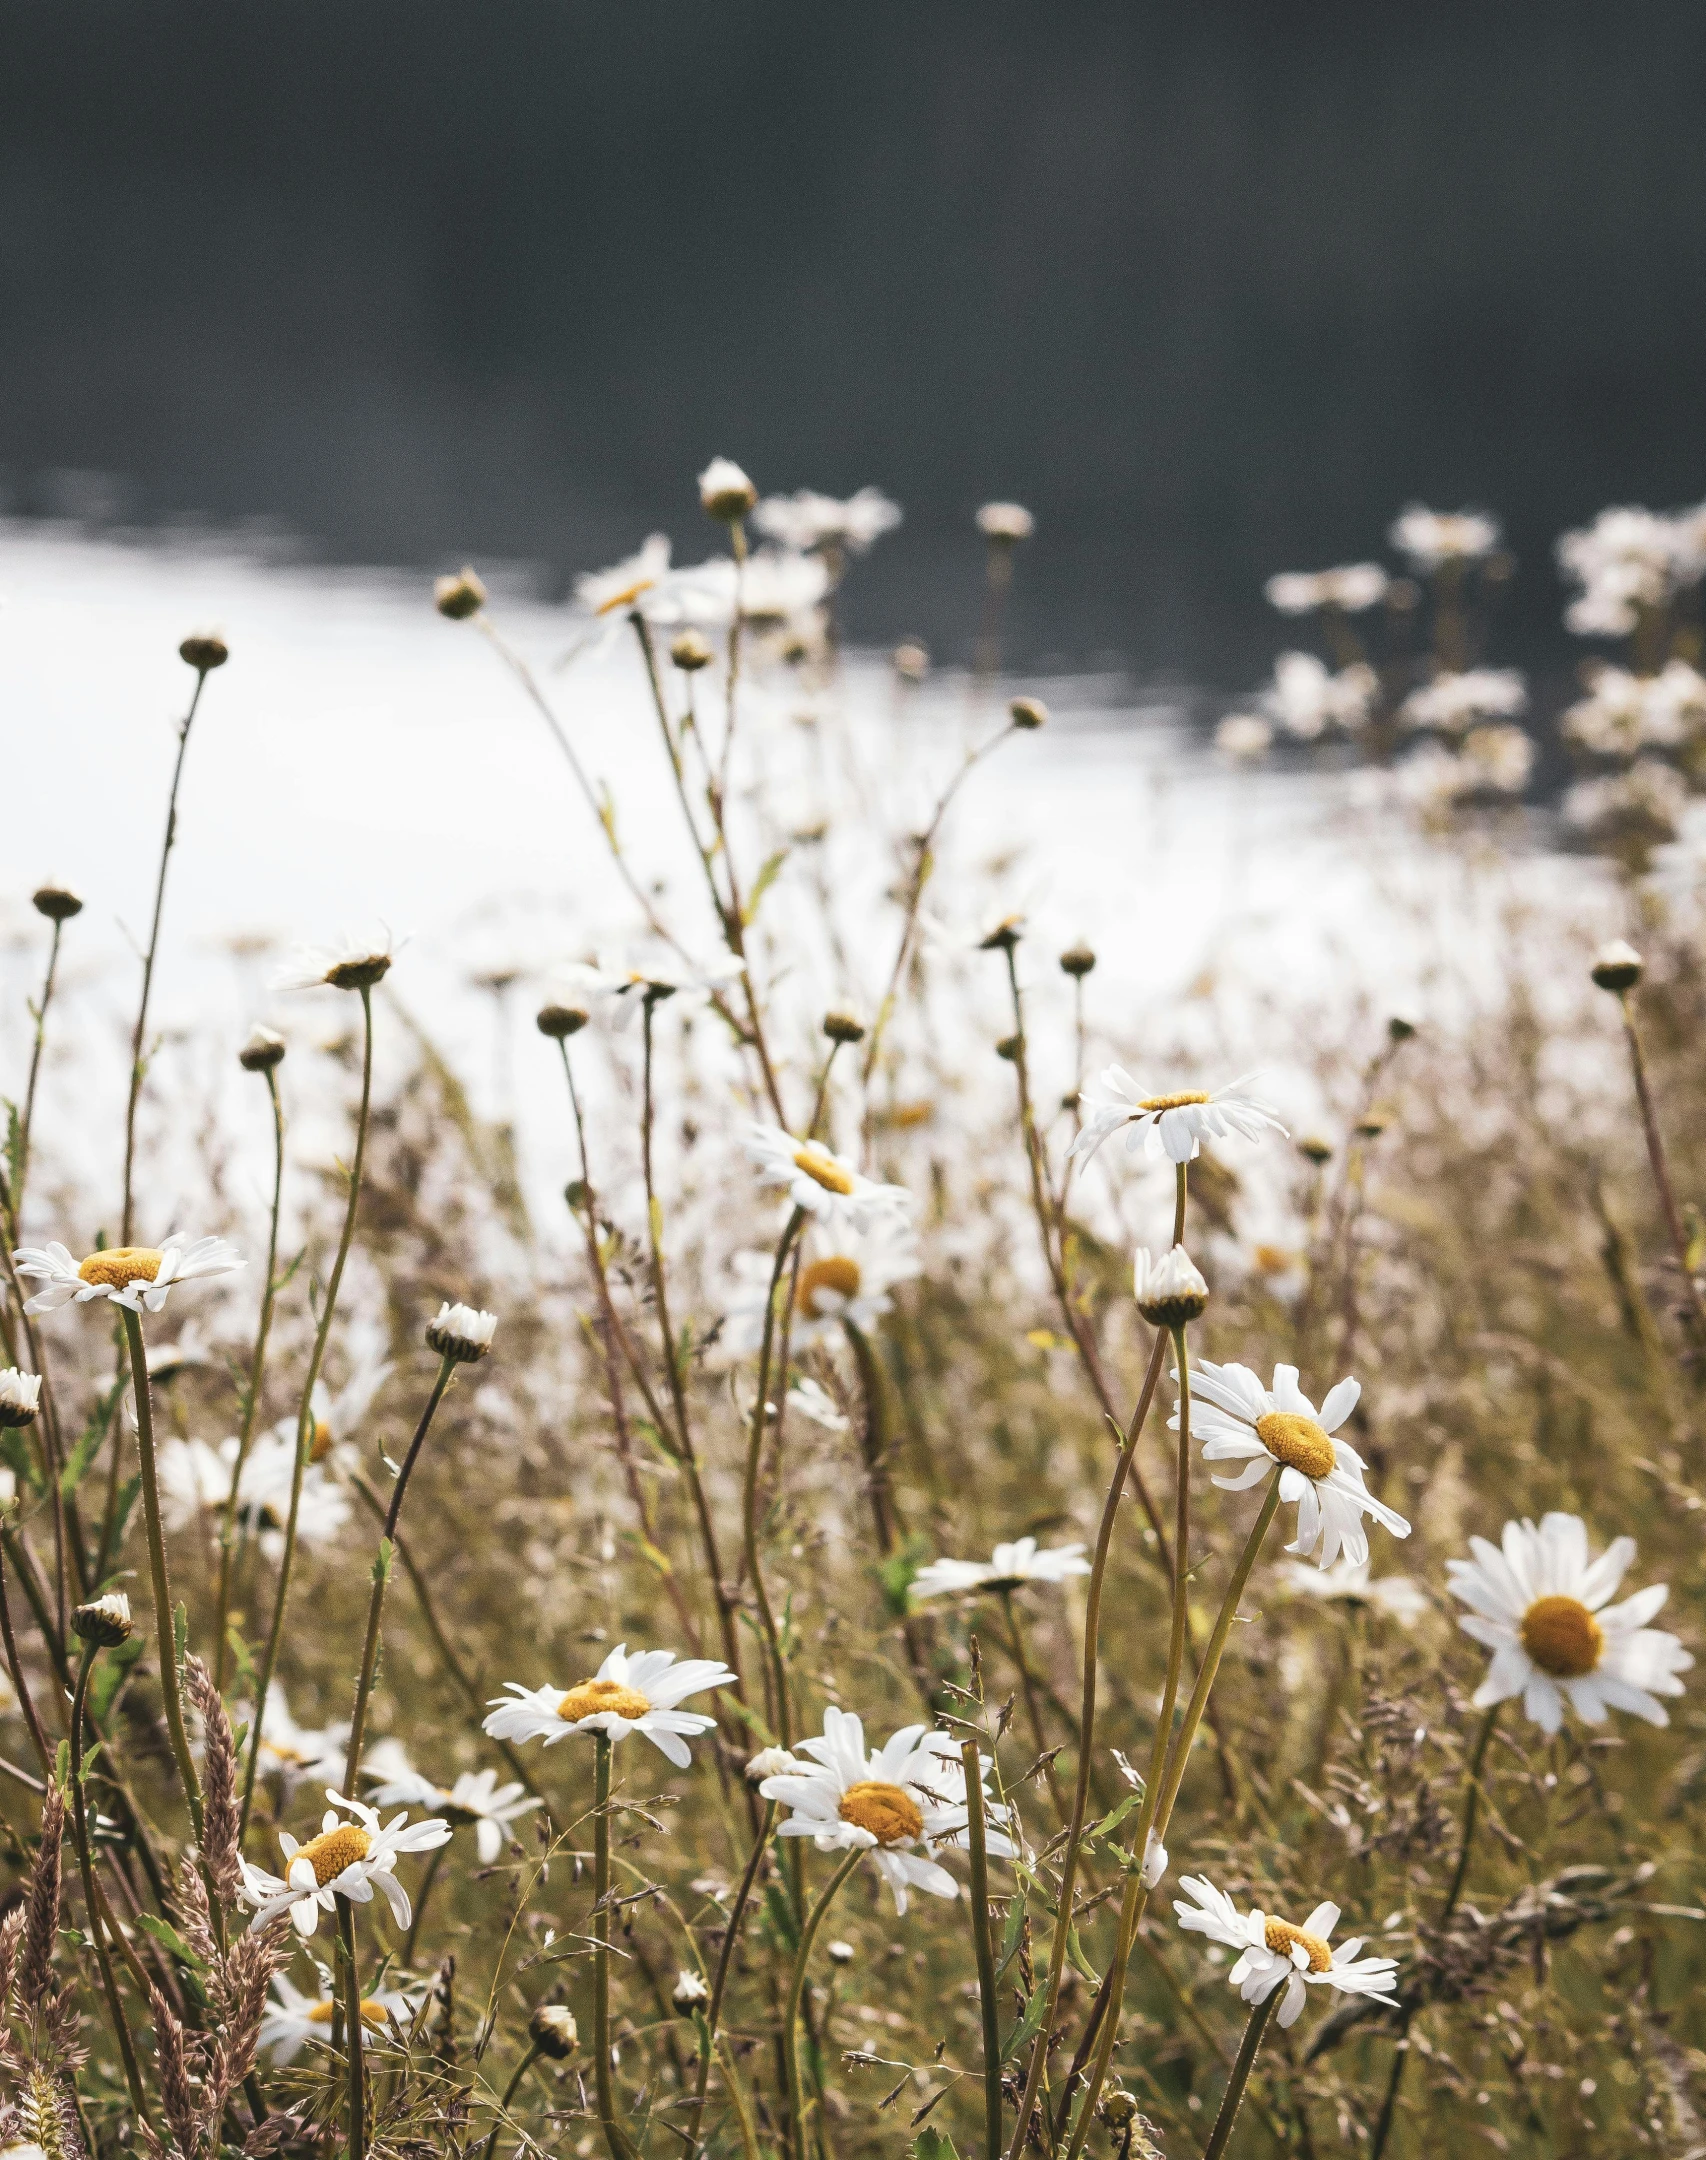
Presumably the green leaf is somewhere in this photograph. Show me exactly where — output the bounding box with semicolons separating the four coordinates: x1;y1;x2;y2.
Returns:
109;1475;142;1550
373;1537;395;1586
742;849;789;926
0;1429;40;1496
135;1912;206;1973
911;2133;959;2160
994;1892;1027;1984
226;1628;258;1694
1086;1790;1141;1844
54;1739;69;1787
1000;1987;1047;2065
3;1101;21;1197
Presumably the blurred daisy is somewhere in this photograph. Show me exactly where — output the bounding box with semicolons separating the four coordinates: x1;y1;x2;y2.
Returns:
1264;565;1388;615
977;503;1034;542
1558;507;1680;637
745;1124;912;1234
758;1706;1013;1915
787;1377;850;1433
1263;653;1376;740
1179;1360;1409;1569
16;1233;245;1317
483;1645;734;1768
275;933;398;993
365;1755;539;1865
755;488;902;556
258;1972;416;2064
241;1792;450;1938
576;534;673;620
1446;1512;1692;1735
247;1691;350;1800
158;1436;233;1528
1069;1069;1286;1167
1174;1876;1400;2028
555;952;746;1032
1214;712;1273;763
910;1537;1090;1602
1400;669;1527;735
1457;724;1534;798
1389;506;1500;570
1563;758;1687;845
722;1216;922;1356
1278;1557;1427;1627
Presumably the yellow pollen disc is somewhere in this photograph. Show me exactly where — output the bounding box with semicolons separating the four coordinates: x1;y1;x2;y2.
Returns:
596;577;657;615
1254;1411;1337;1481
793;1149;856;1197
798;1256;862;1315
558;1678;653;1723
307;1997;389;2027
294;1824;372;1887
1264;1918;1333;1973
77;1247;164;1290
309;1420;334;1464
1520;1595;1603;1679
1137;1091;1210;1112
838;1780;924;1847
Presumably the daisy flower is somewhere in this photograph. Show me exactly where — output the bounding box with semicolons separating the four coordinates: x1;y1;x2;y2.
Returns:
1069;1069;1286;1167
1400;669;1528;735
787;1377;850;1433
1389;505;1501;570
244;1691;351;1800
909;1538;1091;1602
365;1753;539;1865
575;533;673;621
1263;653;1377;739
1278;1557;1427;1627
240;1791;450;1937
1179;1360;1410;1569
758;1706;1014;1915
754;488;902;556
258;1971;417;2064
15;1233;245;1317
1174;1875;1400;2027
1446;1512;1692;1735
483;1645;734;1768
274;932;398;993
554;951;746;1032
1264;564;1388;615
745;1124;912;1234
0;1369;42;1429
721;1215;922;1356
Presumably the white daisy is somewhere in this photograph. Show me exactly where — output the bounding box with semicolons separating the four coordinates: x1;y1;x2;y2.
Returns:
1278;1557;1427;1627
721;1215;922;1357
1264;565;1388;615
365;1755;539;1866
157;1435;238;1528
1400;669;1527;735
245;1690;351;1800
1263;653;1377;740
258;1971;417;2065
483;1645;734;1769
745;1124;912;1234
909;1538;1091;1603
574;533;673;620
1179;1360;1410;1569
1446;1512;1692;1736
758;1706;1014;1915
240;1791;450;1938
1389;505;1501;570
554;951;746;1033
787;1377;850;1433
754;488;901;556
1457;724;1534;798
1069;1069;1287;1167
1174;1875;1400;2028
0;1369;43;1429
1214;713;1273;763
15;1233;245;1317
976;503;1034;542
274;932;398;993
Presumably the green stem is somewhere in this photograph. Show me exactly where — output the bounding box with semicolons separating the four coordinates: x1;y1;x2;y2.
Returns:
480;2040;543;2160
339;1892;367;2160
593;1733;638;2160
16;918;63;1218
68;1652;148;2114
683;1799;776;2152
121;1305;203;1840
1201;1988;1278;2160
782;1849;861;2160
743;1207;806;1746
962;1741;1003;2160
1439;1702;1499;1927
242;982;375;1842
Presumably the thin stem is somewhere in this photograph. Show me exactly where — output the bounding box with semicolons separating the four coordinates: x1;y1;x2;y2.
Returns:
593;1733;639;2160
1619;996;1706;1336
68;1653;149;2114
743;1207;807;1745
217;1066;286;1690
683;1798;777;2152
962;1741;1003;2160
999;1590;1065;1817
402;1840;448;1971
782;1849;861;2160
1201;1989;1278;2160
123;667;207;1245
342;1354;456;1791
480;2039;542;2160
17;919;64;1216
243;983;376;1842
0;1542;52;1775
121;1305;203;1839
339;1892;367;2160
1439;1701;1500;1927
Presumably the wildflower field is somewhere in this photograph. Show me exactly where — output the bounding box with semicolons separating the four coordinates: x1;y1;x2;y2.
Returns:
1;464;1703;2160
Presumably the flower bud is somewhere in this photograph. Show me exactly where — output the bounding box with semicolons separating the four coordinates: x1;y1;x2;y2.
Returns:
536;1002;589;1041
72;1592;133;1647
1354;1107;1394;1139
1058;945;1096;979
31;884;83;923
995;1033;1022;1063
1139;1829;1167;1888
0;1370;42;1431
822;1011;866;1045
238;1025;287;1073
1386;1014;1418;1043
892;640;929;684
529;2003;578;2059
1100;2089;1140;2131
826;1938;855;1965
669;628;714;672
977;502;1034;543
698;458;757;522
434;568;487;621
179;631;229;672
978;916;1023;953
672;1969;710;2015
1590;939;1643;994
1008;696;1048;731
425;1301;497;1364
1133;1246;1209;1328
1298;1136;1334;1165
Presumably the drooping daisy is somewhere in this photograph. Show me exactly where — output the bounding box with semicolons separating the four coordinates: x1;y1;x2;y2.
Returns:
1389;505;1501;571
16;1233;245;1318
909;1538;1092;1603
1069;1070;1287;1167
1179;1361;1410;1569
365;1753;539;1865
745;1124;912;1235
240;1792;450;1938
258;1971;417;2064
758;1706;1014;1915
1446;1513;1692;1735
483;1645;734;1769
1277;1557;1427;1627
721;1215;922;1357
0;1369;42;1429
274;932;398;993
1174;1875;1400;2028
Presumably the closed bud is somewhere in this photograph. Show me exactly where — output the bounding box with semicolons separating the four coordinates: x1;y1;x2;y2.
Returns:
1100;2090;1140;2131
978;915;1023;953
826;1938;856;1965
536;1002;589;1040
1590;939;1643;994
977;502;1034;543
892;640;929;684
179;631;229;672
1298;1136;1334;1165
72;1592;133;1647
31;884;83;923
1355;1106;1394;1139
529;2003;578;2059
995;1033;1022;1063
698;457;757;522
1008;696;1048;731
564;1179;589;1212
434;568;487;621
822;1010;866;1045
426;1301;497;1364
670;628;714;672
1133;1245;1209;1328
238;1025;287;1073
0;1370;42;1431
1387;1013;1418;1043
671;1969;710;2015
1059;945;1096;979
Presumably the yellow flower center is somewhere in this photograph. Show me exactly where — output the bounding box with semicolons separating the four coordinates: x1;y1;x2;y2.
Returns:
596;577;658;615
307;1997;390;2027
77;1247;163;1289
798;1256;862;1315
837;1780;924;1846
294;1824;372;1886
1254;1412;1337;1481
558;1679;653;1723
792;1149;855;1197
1519;1595;1603;1679
309;1419;335;1464
1264;1917;1333;1973
1137;1091;1210;1112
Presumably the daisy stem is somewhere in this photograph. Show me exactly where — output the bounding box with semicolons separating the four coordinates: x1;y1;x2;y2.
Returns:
1616;991;1706;1338
68;1648;149;2116
121;1304;204;1841
242;982;375;1845
1200;1988;1278;2160
1439;1701;1500;1927
342;1352;456;1794
16;913;65;1218
479;2040;542;2160
0;1541;53;1776
961;1739;1003;2160
338;1891;367;2160
998;1590;1065;1817
744;1208;807;1748
781;1848;861;2160
593;1732;639;2160
216;1062;285;1692
122;662;209;1248
683;1798;777;2152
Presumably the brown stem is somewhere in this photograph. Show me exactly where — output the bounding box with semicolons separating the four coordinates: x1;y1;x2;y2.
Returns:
1620;996;1706;1336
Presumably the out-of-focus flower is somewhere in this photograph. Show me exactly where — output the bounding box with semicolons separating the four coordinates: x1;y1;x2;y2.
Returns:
699;457;757;521
722;1216;922;1357
275;933;397;993
484;1646;734;1767
909;1538;1091;1602
1174;1876;1400;2028
1214;712;1273;762
1070;1069;1286;1167
259;1973;416;2064
1389;505;1501;570
754;488;902;556
574;534;673;620
365;1754;539;1865
17;1234;244;1317
1399;669;1527;735
1264;565;1388;615
554;951;746;1032
1563;758;1688;845
745;1125;913;1234
246;1691;350;1799
1278;1557;1427;1626
1558;506;1687;637
1263;653;1377;739
1457;724;1534;797
977;503;1034;542
1563;661;1706;756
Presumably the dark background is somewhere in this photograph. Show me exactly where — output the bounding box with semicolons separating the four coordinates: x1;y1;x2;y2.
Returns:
4;2;1704;683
